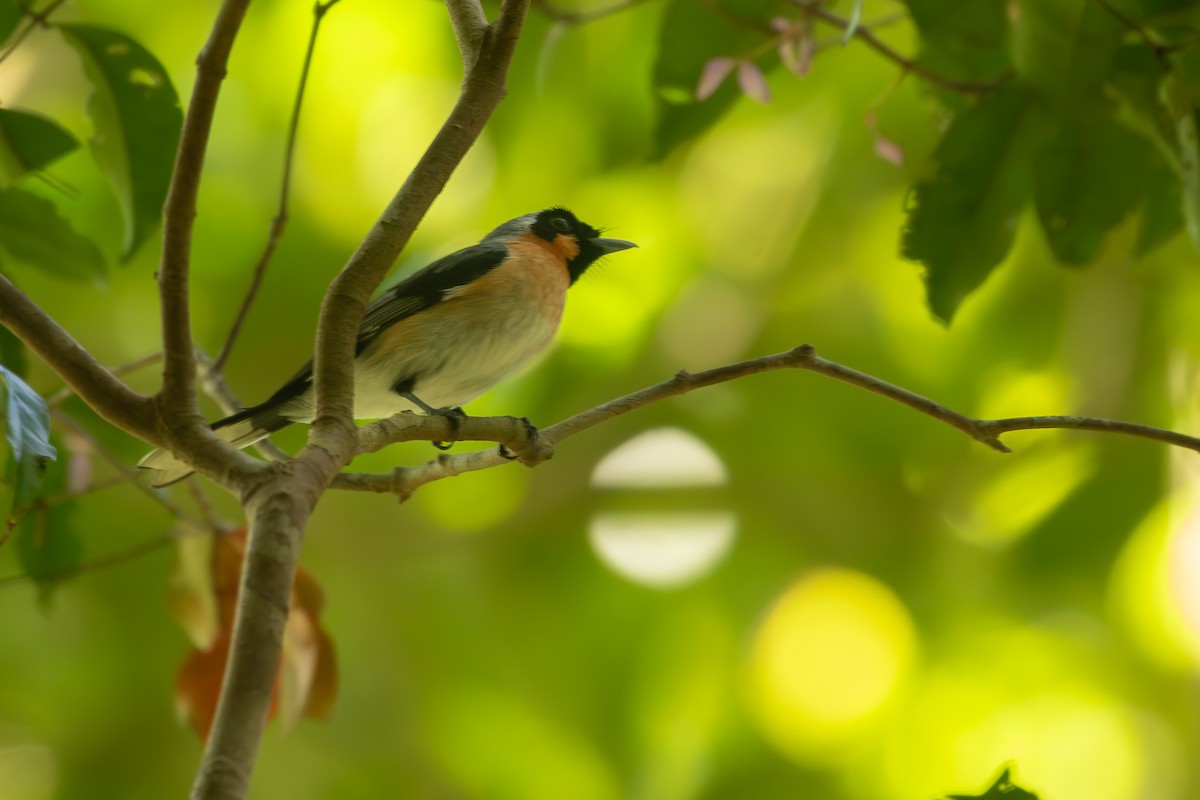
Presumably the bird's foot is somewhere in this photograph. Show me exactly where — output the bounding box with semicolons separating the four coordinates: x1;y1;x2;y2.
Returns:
430;406;467;451
498;417;538;461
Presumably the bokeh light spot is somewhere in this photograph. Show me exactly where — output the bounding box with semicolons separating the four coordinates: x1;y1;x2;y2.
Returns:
589;512;736;589
747;568;916;763
591;427;727;489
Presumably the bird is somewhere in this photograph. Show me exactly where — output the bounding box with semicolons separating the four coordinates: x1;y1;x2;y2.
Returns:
139;207;636;486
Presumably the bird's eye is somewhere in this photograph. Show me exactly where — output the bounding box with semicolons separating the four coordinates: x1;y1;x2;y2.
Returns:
551;216;572;234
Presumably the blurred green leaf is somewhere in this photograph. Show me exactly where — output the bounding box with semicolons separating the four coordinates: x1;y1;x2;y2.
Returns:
14;498;82;607
0;187;105;279
0;0;20;45
1012;0;1124;111
1137;152;1184;254
58;24;182;260
0;108;79;186
652;0;776;158
1032;113;1153;264
902;0;1011;81
1110;45;1177;159
1;364;56;531
0;327;26;378
902;86;1039;322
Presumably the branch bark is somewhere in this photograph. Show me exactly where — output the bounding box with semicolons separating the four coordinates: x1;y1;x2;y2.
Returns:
0;274;158;442
191;3;531;798
330;344;1200;499
157;0;252;434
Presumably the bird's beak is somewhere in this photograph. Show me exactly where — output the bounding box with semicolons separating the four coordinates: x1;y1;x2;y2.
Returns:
591;237;637;255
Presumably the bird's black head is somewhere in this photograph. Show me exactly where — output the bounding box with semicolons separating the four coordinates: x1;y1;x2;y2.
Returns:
529;207;636;283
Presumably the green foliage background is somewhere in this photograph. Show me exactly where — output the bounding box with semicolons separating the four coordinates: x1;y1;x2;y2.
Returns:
2;0;1200;798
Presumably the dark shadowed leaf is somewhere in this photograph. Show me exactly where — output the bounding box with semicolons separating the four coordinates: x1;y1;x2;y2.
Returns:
945;766;1039;799
1032;114;1155;264
0;0;19;44
0;108;79;186
903;87;1039;322
653;0;776;158
1;365;56;531
0;328;26;379
1137;153;1184;255
0;187;105;280
58;24;182;260
902;0;1010;81
1012;0;1123;112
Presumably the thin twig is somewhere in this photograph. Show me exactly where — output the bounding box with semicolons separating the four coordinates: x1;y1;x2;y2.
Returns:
331;344;1200;498
47;351;162;408
50;409;205;525
210;0;342;373
787;0;1011;94
157;0;252;433
0;274;159;442
533;0;651;25
1090;0;1169;63
0;534;175;588
0;0;68;65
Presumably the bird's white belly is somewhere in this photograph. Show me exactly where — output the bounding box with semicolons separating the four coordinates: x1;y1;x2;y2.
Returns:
349;302;560;419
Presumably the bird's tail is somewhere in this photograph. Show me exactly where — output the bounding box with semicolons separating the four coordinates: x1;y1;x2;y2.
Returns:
137;403;294;488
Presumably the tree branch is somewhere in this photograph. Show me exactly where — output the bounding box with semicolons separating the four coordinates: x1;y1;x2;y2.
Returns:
304;0;530;469
192;4;532;799
446;0;488;69
158;0;252;425
330;344;1200;498
0;274;159;443
210;0;342;373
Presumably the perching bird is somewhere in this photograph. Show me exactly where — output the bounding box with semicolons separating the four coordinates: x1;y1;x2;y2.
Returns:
139;207;636;486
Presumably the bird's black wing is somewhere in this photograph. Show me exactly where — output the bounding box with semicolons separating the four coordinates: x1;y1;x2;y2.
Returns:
354;241;509;352
216;242;511;426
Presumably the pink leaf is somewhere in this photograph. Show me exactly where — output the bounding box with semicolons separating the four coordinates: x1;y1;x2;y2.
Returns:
780;32;814;76
696;57;735;101
864;110;905;166
737;60;771;104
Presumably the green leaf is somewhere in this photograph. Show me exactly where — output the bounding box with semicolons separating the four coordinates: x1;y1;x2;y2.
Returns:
1012;0;1124;112
0;364;56;531
1137;153;1184;255
652;0;777;159
0;187;105;280
1032;114;1154;264
0;108;79;186
58;24;182;260
0;327;26;379
945;766;1039;799
1110;45;1177;160
903;0;1011;81
15;498;82;607
902;87;1039;323
0;0;21;45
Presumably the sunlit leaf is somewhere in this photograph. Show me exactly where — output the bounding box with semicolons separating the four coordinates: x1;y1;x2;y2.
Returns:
166;529;219;650
1032;113;1154;265
1;364;56;531
57;24;182;260
0;108;79;186
902;87;1039;322
0;187;105;280
1012;0;1123;112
